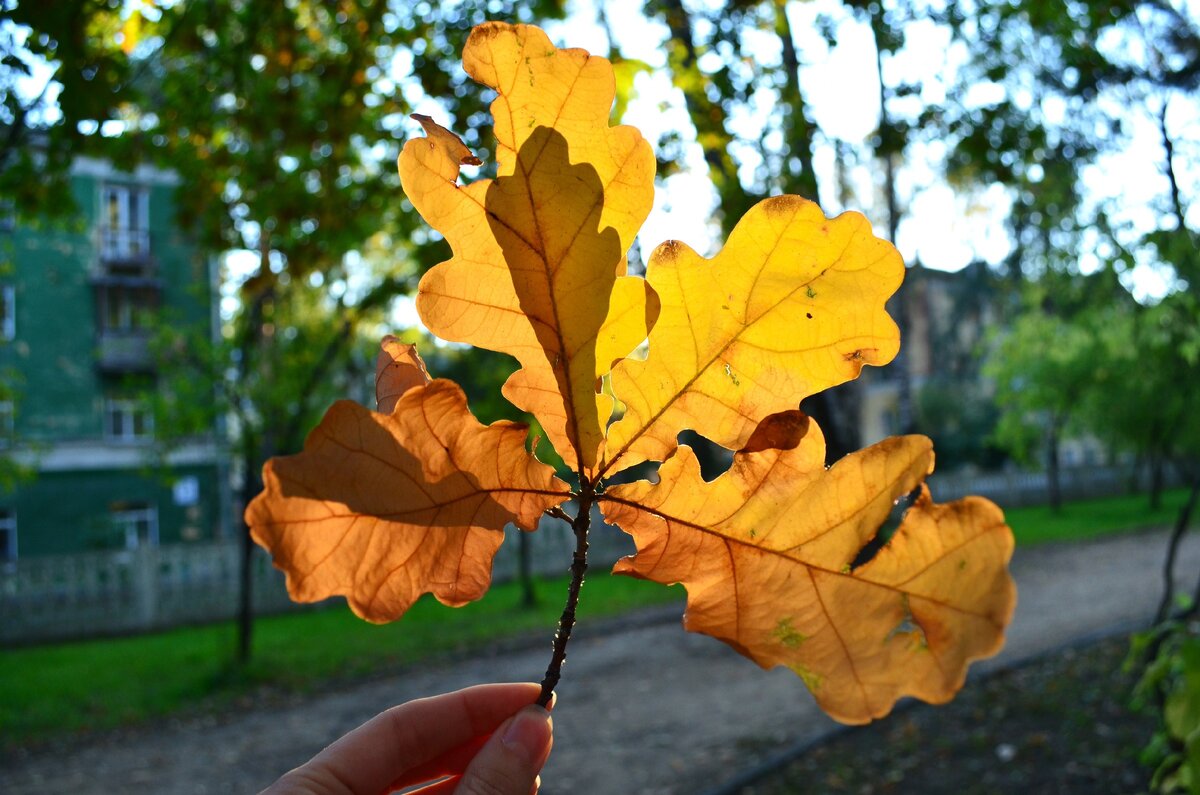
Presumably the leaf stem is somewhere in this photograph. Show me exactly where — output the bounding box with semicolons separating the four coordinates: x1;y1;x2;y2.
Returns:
545;505;575;524
536;483;593;707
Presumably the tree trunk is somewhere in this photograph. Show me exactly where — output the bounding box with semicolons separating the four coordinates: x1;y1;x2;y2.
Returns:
1150;453;1165;511
1046;418;1062;513
518;529;538;608
1156;475;1200;623
652;0;755;231
772;0;819;201
236;463;262;664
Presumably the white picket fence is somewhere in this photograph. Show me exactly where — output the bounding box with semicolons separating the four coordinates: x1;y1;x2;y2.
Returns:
0;465;1174;646
927;463;1176;507
0;514;635;646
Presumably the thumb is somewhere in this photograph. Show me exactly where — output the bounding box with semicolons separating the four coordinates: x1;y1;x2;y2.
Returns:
454;705;553;795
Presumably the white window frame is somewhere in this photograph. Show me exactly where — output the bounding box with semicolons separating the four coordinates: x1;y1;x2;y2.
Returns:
112;505;158;550
0;510;16;562
104;397;154;442
1;285;13;341
100;184;150;259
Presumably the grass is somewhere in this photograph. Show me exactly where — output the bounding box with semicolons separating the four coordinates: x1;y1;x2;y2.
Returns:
1004;487;1190;546
2;487;1189;751
0;572;682;750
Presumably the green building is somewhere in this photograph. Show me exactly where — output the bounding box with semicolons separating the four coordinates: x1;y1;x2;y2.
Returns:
0;157;230;559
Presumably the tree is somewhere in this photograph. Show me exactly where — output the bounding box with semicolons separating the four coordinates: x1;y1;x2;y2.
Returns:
985;307;1108;511
2;1;136;218
6;0;570;661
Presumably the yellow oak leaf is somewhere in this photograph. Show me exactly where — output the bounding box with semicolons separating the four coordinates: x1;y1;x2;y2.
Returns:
399;28;657;473
602;195;903;475
463;22;652;267
245;379;570;623
600;411;1015;724
375;335;430;414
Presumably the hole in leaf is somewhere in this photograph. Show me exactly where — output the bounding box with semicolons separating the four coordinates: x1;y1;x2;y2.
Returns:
677;430;734;482
849;485;921;570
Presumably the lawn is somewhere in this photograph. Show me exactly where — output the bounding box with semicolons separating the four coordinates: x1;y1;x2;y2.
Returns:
0;572;681;749
1;487;1188;750
1004;487;1190;546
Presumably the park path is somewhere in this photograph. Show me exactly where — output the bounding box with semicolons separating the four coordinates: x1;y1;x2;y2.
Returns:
3;527;1199;795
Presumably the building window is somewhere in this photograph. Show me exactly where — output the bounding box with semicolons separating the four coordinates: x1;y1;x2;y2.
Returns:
1;285;13;340
105;397;154;441
0;400;12;448
99;285;156;331
100;184;150;260
111;503;158;549
0;510;15;562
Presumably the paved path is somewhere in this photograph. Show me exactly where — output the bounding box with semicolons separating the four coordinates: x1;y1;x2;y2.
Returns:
3;528;1199;795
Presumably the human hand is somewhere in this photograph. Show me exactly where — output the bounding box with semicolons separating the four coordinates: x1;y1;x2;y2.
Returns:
261;683;554;795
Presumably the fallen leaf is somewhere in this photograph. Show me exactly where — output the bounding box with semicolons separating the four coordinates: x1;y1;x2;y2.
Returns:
601;411;1015;724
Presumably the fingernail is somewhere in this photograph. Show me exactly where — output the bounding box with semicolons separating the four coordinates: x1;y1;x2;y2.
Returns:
502;705;553;765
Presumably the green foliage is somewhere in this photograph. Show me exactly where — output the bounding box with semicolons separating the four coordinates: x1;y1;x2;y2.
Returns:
1133;618;1200;794
2;1;132;219
984;307;1104;464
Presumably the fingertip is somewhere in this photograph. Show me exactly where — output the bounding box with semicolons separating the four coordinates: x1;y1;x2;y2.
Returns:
501;705;553;767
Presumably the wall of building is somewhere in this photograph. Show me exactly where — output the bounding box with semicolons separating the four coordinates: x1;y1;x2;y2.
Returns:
9;463;224;556
0;160;229;558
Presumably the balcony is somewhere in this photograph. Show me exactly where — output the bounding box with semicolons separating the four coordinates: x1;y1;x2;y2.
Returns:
97;228;155;277
92;275;161;374
96;329;155;373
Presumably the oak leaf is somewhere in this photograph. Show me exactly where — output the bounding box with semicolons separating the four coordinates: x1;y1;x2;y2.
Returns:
601;411;1015;723
246;365;569;622
374;334;430;414
399;23;657;474
602;196;901;474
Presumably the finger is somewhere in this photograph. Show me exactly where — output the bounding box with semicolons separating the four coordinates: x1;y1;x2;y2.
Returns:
406;775;461;795
392;691;556;788
265;683;541;795
390;735;487;788
452;705;553;795
406;771;541;795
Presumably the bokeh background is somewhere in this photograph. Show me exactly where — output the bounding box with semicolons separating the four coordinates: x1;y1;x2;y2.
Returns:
1;2;1198;793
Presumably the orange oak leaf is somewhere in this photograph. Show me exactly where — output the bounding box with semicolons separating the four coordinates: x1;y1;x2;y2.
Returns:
245;378;570;622
375;335;430;414
600;411;1015;724
398;23;657;474
601;196;903;475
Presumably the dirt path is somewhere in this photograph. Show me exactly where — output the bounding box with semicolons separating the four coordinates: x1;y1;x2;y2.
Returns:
3;528;1199;795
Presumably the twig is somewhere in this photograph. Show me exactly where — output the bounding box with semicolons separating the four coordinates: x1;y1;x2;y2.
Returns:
545;505;575;524
536;484;593;706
